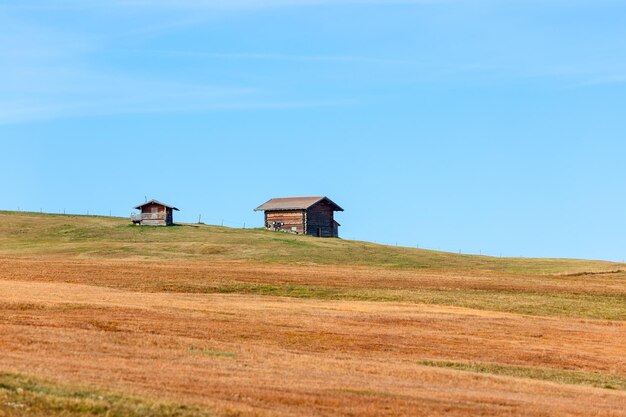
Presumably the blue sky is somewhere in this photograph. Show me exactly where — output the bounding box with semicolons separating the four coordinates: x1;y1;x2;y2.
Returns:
2;1;626;261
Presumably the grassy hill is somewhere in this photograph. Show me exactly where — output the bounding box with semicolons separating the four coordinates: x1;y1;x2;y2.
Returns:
0;210;622;275
2;210;626;417
3;210;625;322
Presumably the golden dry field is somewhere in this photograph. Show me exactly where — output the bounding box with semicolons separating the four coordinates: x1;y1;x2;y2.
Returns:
0;211;625;416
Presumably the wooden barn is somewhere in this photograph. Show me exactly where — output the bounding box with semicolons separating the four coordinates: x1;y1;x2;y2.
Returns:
254;196;343;238
131;199;179;226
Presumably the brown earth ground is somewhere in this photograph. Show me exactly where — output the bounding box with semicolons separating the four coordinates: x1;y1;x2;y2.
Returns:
0;213;625;416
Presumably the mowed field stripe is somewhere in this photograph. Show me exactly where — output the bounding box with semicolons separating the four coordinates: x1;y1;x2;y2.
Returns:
0;278;517;317
4;278;624;323
2;257;625;321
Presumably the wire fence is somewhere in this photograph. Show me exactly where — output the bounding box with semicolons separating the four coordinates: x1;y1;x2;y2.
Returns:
10;206;615;261
7;207;510;257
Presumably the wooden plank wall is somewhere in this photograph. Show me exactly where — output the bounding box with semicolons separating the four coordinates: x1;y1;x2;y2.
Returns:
140;203;167;226
263;203;339;238
265;210;305;234
141;203;166;214
306;201;338;238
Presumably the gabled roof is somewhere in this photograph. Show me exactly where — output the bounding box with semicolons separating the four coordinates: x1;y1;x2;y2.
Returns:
134;199;180;211
254;196;343;212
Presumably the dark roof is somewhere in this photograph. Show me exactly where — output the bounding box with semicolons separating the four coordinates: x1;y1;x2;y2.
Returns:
254;196;343;212
134;199;179;211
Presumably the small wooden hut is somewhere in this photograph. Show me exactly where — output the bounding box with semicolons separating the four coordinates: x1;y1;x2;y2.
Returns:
254;196;343;238
131;199;179;226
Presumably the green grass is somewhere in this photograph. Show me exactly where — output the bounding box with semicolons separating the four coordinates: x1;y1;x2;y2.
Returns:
0;211;623;275
332;388;392;397
419;360;626;391
188;346;236;358
0;372;212;417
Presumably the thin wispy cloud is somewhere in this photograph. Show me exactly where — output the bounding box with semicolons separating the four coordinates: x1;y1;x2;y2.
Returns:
2;0;626;125
573;73;626;87
0;79;355;125
0;4;361;124
5;0;616;11
2;0;449;11
0;58;353;124
0;23;355;124
0;97;356;125
125;49;406;65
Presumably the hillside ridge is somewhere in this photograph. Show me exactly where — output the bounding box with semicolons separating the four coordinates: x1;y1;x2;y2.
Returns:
0;210;622;275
